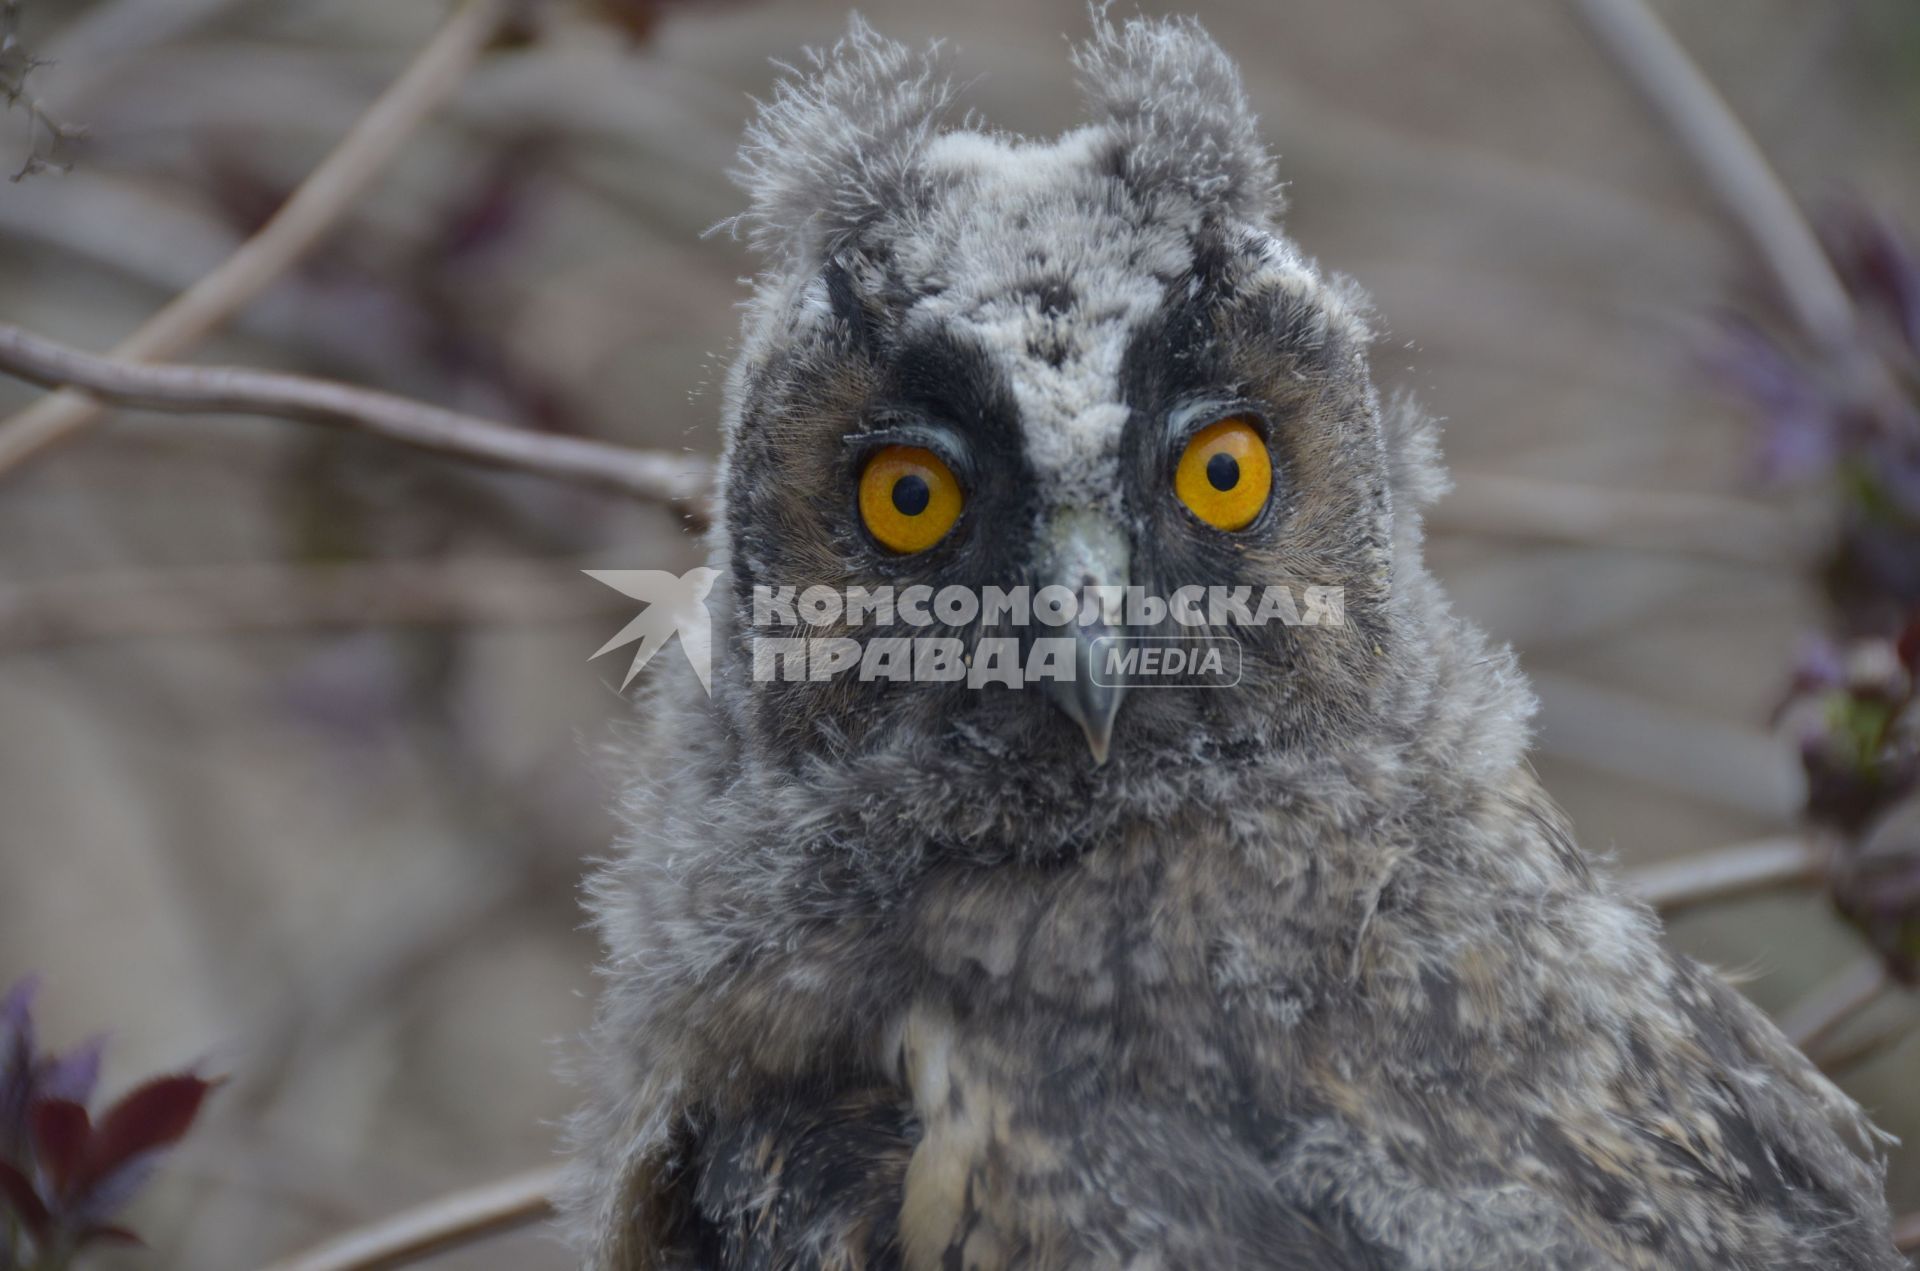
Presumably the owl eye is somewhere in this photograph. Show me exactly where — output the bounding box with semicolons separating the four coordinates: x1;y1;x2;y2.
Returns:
1174;416;1272;531
859;445;964;554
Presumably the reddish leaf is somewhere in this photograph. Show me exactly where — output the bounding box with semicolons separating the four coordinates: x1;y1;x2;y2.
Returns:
31;1098;91;1197
1898;614;1920;676
0;1159;50;1240
79;1074;213;1191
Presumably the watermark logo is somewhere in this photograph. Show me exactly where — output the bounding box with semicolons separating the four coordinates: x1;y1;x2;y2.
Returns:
1089;635;1242;688
586;575;1341;696
585;568;720;692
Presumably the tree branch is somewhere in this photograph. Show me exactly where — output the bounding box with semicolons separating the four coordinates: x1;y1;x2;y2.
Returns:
0;0;510;477
0;555;649;651
256;1164;560;1271
1776;957;1889;1055
1807;1007;1917;1077
46;0;250;83
1624;836;1823;914
1432;471;1816;565
1568;0;1856;354
0;324;715;506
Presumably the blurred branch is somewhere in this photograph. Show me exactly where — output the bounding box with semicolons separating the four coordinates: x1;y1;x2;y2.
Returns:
0;557;635;651
0;0;510;477
1625;836;1822;914
1776;957;1888;1055
46;0;247;83
257;1165;560;1271
0;324;715;507
0;556;641;649
230;867;528;1119
1434;471;1817;565
1569;0;1855;354
1808;1004;1917;1077
1533;673;1806;820
0;170;447;392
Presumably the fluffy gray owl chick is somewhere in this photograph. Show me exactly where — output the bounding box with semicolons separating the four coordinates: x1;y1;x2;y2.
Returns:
564;15;1902;1270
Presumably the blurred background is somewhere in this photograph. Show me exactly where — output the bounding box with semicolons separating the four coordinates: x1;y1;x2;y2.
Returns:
1;0;1917;1266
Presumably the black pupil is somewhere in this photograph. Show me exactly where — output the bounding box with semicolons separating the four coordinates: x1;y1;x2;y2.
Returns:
1206;451;1240;492
892;473;931;517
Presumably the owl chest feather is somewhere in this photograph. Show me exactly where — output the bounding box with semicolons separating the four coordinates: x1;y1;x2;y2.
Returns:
844;806;1892;1271
882;826;1360;1268
897;821;1348;1089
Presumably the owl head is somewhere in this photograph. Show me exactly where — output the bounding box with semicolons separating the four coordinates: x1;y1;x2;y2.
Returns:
699;13;1469;859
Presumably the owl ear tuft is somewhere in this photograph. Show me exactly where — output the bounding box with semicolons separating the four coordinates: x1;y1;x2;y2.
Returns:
1072;11;1280;223
728;15;955;264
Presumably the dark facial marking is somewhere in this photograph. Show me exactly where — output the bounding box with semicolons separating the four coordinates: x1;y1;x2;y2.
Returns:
878;328;1029;487
824;259;875;353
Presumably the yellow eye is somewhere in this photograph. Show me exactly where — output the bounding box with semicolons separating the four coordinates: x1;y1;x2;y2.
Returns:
1174;416;1272;531
859;445;964;554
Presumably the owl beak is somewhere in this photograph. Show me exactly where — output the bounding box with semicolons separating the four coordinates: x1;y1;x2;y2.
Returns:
1046;645;1127;766
1035;509;1131;767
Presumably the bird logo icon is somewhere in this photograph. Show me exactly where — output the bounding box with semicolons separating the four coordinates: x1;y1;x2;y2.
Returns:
584;567;722;694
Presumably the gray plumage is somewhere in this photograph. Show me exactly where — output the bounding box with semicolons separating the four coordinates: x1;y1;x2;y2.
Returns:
563;14;1902;1269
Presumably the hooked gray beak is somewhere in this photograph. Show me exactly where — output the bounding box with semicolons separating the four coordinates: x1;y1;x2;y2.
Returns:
1034;509;1131;766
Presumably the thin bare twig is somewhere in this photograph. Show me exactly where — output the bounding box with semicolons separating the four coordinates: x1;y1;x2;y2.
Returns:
1433;471;1817;566
1569;0;1856;355
257;1164;560;1271
1625;836;1823;914
0;0;509;476
0;324;715;506
1776;957;1889;1056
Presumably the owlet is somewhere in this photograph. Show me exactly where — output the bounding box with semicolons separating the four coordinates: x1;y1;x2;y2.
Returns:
563;15;1903;1270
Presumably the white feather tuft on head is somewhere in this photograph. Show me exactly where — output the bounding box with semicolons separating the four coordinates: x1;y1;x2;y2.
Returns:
727;14;957;265
1071;8;1282;224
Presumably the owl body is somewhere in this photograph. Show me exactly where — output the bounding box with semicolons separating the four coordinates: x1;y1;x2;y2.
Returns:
564;16;1902;1270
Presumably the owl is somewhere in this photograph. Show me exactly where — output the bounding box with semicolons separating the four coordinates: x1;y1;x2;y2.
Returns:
563;15;1903;1270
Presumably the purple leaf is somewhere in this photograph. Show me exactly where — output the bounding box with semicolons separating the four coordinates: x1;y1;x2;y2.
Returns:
0;979;36;1159
0;1159;50;1240
0;978;35;1043
1;976;38;1103
37;1035;105;1107
1702;319;1838;482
